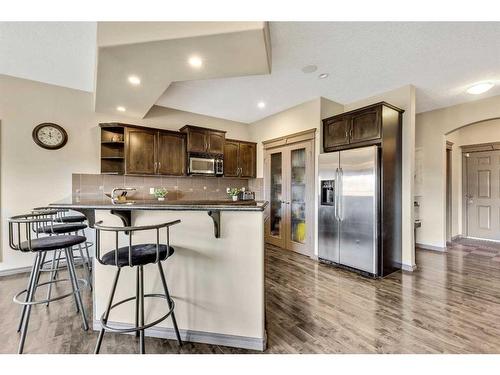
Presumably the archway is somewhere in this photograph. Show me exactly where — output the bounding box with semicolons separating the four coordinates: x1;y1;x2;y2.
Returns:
445;118;500;242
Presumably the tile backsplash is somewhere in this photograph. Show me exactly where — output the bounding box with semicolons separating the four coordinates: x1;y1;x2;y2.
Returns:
73;174;263;201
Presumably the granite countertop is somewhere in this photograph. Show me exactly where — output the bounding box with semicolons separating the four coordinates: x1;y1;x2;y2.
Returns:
50;194;268;212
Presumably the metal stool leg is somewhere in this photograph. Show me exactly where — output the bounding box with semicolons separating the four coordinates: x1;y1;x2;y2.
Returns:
46;250;58;307
139;265;145;354
53;250;61;280
17;256;39;332
18;253;42;354
76;233;92;291
95;268;121;354
80;229;92;272
135;267;140;338
65;248;88;331
157;262;182;345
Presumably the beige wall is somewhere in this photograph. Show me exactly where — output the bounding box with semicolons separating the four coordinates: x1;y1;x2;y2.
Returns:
248;97;344;256
445;118;500;239
0;75;250;272
249;98;320;178
344;85;416;270
415;95;500;250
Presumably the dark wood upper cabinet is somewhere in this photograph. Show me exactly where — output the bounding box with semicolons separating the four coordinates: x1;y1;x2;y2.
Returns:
323;102;389;152
103;123;258;178
180;125;226;154
208;131;225;154
125;128;157;175
239;142;256;178
223;139;256;178
350;106;381;143
157;131;186;176
101;123;186;176
323;117;350;149
223;140;240;177
187;128;209;153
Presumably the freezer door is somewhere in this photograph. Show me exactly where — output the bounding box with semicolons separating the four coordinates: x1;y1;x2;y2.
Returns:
338;146;378;274
318;152;340;263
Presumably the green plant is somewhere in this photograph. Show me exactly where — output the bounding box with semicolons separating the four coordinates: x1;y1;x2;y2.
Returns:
154;187;168;198
226;187;241;197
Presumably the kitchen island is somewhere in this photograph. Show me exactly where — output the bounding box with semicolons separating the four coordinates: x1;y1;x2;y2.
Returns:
50;195;268;351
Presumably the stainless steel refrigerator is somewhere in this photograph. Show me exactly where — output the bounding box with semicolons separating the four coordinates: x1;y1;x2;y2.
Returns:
318;146;378;275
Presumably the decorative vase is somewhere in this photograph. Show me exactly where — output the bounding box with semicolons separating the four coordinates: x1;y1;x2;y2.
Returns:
158;197;165;201
232;195;238;201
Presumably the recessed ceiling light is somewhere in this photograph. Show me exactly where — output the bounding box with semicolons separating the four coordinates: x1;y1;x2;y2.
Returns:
128;75;141;85
301;65;318;74
257;101;266;109
188;56;203;68
116;106;126;112
318;73;329;79
466;82;494;95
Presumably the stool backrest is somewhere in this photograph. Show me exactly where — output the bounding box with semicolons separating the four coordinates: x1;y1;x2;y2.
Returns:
8;212;56;251
32;207;68;220
94;219;181;267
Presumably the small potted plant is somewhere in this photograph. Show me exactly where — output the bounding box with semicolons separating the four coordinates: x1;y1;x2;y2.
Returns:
154;187;168;201
226;187;241;201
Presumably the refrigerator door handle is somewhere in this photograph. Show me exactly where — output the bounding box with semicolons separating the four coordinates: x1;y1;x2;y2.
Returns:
339;167;344;221
335;168;339;219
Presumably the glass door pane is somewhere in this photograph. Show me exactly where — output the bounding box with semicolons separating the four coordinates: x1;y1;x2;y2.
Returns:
290;148;306;244
270;152;283;238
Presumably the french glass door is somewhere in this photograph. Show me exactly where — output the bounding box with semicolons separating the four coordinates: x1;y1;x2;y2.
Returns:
267;150;286;248
265;140;314;255
286;142;313;254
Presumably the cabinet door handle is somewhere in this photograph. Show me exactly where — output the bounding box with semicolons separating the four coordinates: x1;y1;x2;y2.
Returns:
154;162;157;173
158;161;161;170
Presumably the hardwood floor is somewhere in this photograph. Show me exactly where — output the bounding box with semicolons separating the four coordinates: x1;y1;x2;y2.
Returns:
1;240;500;354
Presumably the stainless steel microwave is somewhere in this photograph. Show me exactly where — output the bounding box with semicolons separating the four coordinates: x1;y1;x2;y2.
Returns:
188;156;223;176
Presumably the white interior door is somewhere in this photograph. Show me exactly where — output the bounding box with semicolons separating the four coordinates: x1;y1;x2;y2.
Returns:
466;150;500;241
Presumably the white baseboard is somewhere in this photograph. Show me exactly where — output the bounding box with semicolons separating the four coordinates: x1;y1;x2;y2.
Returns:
93;319;266;351
0;256;90;278
0;265;33;277
401;263;417;272
416;243;447;252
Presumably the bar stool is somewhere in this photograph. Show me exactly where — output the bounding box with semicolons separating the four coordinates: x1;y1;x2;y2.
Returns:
93;219;182;354
34;207;93;278
8;212;89;353
35;221;93;292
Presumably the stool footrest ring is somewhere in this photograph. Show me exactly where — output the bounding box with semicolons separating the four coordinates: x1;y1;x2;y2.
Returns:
100;294;175;333
13;278;88;306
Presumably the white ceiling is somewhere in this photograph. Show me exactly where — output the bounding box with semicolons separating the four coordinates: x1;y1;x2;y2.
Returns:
157;22;500;123
2;22;500;123
0;22;96;92
94;22;271;118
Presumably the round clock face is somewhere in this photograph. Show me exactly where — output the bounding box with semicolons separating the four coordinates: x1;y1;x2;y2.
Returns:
32;123;68;150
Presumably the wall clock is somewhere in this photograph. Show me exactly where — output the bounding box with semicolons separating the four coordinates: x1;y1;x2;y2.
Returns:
32;123;68;150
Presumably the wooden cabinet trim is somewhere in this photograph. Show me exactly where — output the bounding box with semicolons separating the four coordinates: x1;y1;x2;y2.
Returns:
262;128;316;150
179;125;227;134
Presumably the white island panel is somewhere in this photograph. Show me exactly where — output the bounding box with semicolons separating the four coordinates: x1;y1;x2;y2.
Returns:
93;209;265;350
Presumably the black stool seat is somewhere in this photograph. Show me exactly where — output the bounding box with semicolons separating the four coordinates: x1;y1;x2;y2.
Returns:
20;235;86;252
56;215;86;223
35;223;87;234
102;244;175;267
